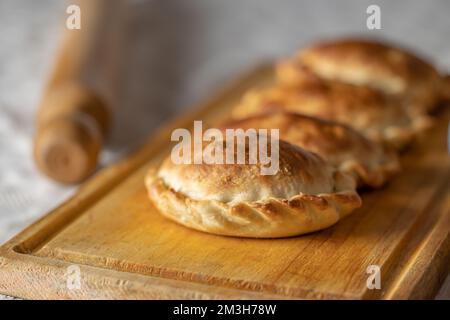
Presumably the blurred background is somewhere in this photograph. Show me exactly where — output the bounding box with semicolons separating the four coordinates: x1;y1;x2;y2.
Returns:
0;0;449;298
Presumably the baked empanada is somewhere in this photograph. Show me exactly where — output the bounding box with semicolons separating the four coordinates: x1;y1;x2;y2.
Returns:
232;72;430;149
221;112;399;188
146;138;361;238
277;38;445;116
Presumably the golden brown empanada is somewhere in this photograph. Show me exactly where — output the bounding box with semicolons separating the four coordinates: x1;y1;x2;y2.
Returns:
146;138;361;238
277;38;445;116
232;71;430;149
221;112;399;188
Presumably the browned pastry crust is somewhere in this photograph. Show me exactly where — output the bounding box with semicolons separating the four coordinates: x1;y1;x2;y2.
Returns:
232;70;431;149
146;139;361;238
221;112;400;188
277;38;444;116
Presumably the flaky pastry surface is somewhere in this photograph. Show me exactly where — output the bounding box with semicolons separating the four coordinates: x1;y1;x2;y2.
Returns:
221;112;400;187
232;72;431;149
277;38;444;116
146;140;361;238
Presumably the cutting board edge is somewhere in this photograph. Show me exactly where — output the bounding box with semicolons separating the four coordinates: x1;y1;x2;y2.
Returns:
381;179;450;299
0;248;294;300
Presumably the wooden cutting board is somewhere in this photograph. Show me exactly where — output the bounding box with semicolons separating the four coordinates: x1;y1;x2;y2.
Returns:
0;65;449;300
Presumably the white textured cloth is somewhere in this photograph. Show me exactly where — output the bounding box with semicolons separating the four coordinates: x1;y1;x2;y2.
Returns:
0;0;72;245
0;0;449;299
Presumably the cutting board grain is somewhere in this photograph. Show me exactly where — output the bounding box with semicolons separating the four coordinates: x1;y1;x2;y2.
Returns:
0;65;449;299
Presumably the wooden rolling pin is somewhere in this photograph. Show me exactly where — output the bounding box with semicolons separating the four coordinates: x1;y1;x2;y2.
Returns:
34;0;124;184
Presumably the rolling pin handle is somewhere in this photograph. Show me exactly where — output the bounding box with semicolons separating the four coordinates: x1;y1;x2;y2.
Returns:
33;83;110;184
